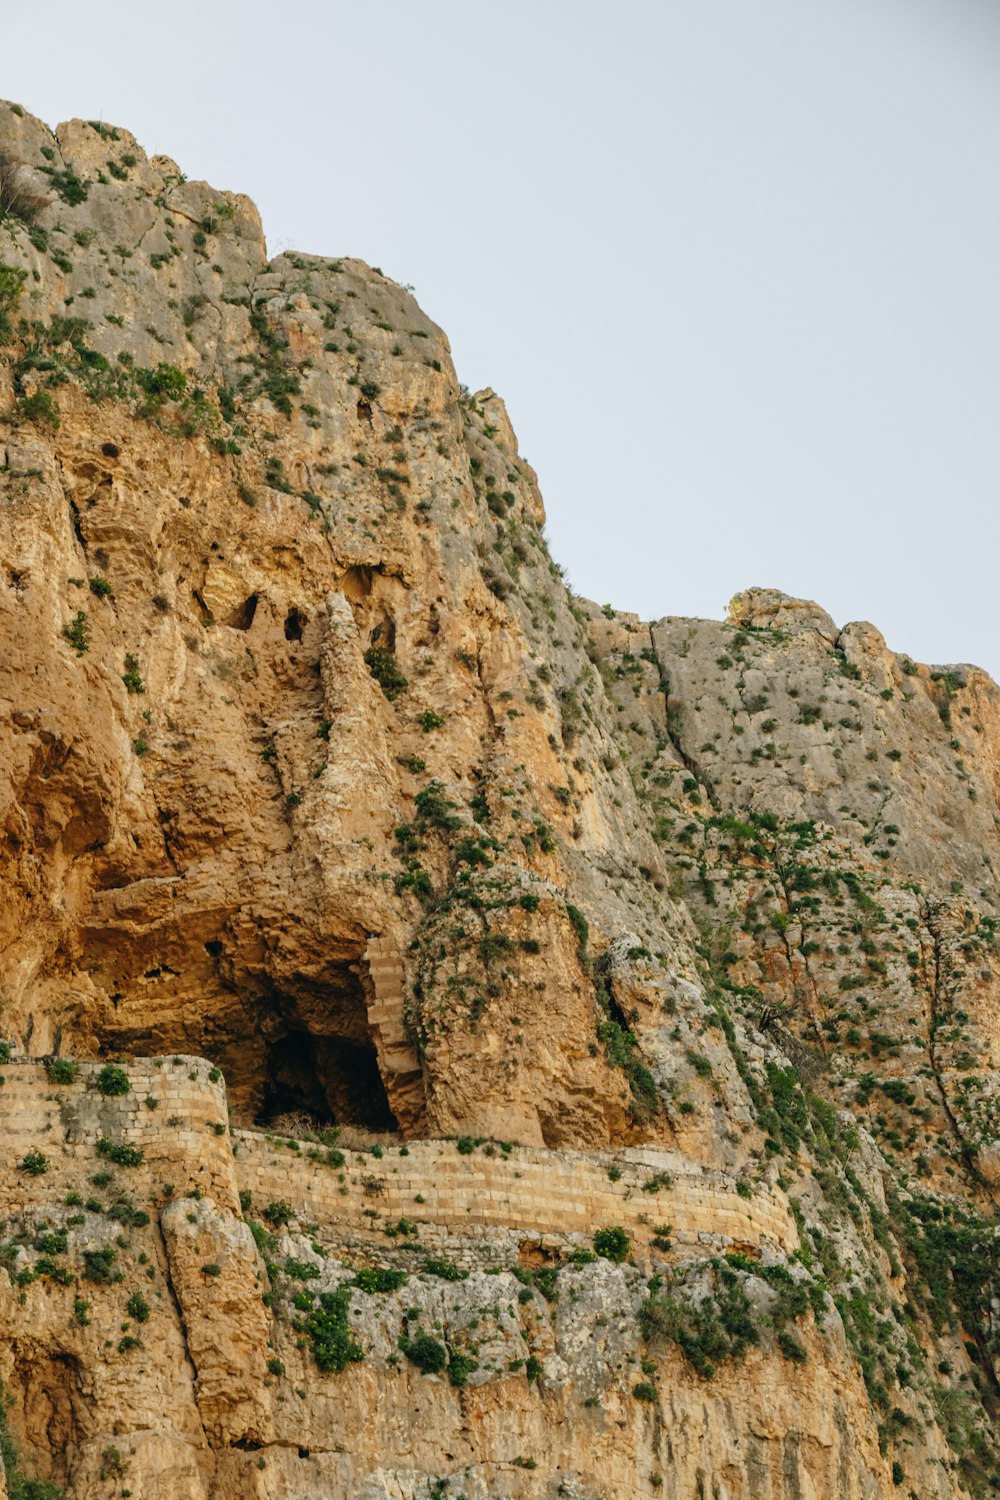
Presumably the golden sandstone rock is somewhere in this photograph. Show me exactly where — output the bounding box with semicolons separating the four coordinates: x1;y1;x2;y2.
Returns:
0;103;998;1497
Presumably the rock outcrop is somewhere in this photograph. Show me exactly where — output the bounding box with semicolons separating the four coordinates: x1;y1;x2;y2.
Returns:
0;102;998;1499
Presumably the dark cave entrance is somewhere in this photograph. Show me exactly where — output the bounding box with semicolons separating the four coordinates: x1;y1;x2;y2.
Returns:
253;962;397;1132
257;1030;396;1130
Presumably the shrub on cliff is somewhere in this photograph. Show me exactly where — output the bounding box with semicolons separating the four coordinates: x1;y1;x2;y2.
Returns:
45;1058;77;1084
352;1267;408;1294
61;610;90;656
82;1248;118;1284
136;361;186;401
126;1292;150;1323
302;1289;364;1372
399;1332;447;1374
639;1278;759;1380
94;1064;129;1097
364;645;408;701
413;780;460;831
593;1226;630;1263
17;391;59;429
262;1199;293;1227
96;1138;144;1167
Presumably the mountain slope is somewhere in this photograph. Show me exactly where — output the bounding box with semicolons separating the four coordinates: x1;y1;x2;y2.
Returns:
0;102;998;1500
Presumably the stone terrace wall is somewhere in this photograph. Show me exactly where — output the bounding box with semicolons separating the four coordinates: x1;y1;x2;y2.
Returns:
232;1133;798;1256
0;1056;797;1255
0;1055;237;1213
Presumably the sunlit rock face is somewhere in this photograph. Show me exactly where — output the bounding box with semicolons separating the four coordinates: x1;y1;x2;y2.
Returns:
0;102;997;1500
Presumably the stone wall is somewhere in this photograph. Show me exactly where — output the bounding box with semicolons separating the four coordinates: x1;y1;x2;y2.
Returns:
0;1056;237;1213
0;1053;795;1254
232;1131;797;1255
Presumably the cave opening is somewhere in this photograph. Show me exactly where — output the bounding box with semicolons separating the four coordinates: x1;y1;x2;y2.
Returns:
284;606;307;641
228;593;259;630
253;965;396;1132
256;1031;395;1131
90;944;400;1136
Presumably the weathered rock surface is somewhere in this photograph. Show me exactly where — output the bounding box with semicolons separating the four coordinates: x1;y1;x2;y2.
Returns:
0;102;998;1499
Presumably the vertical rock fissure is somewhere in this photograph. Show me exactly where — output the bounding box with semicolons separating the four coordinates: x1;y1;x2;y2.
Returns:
922;903;993;1198
645;625;714;800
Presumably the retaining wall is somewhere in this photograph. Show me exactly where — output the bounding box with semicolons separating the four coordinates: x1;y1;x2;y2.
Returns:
0;1056;237;1214
0;1057;797;1255
232;1132;797;1255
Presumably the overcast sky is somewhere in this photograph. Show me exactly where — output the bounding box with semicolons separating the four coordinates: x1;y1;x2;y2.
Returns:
5;0;999;676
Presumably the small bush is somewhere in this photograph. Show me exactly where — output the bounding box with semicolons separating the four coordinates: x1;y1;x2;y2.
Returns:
304;1287;364;1372
62;611;91;656
106;1200;149;1229
776;1329;808;1364
262;1199;293;1227
49;164;89;205
413;780;459;830
46;1058;77;1084
421;1256;467;1282
400;1332;447;1374
352;1267;408;1294
566;903;589;953
395;864;433;901
136;361;187;400
632;1381;658;1401
593;1226;630;1263
364;645;408;701
127;1292;150;1323
19;1151;49;1176
34;1230;68;1255
569;1247;597;1265
18;390;60;428
121;653;145;694
283;1259;320;1282
96;1138;144;1167
448;1350;479;1386
83;1247;117;1283
95;1064;130;1097
98;1446;129;1480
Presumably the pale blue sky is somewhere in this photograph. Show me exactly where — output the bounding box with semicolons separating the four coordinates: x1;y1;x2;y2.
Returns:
6;0;999;675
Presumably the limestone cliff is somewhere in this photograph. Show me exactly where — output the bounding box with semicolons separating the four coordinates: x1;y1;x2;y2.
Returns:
0;102;997;1500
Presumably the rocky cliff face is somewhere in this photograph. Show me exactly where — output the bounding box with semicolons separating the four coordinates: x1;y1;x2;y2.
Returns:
0;102;997;1500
